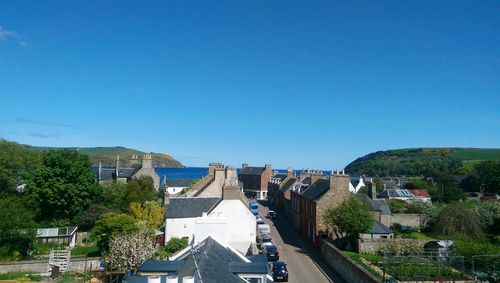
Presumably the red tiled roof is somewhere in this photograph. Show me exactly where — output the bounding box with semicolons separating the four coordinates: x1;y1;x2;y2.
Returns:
408;189;430;198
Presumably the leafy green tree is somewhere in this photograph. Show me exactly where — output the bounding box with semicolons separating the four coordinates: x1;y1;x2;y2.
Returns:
122;177;158;211
156;237;188;259
78;204;113;231
90;213;138;252
129;200;164;232
428;172;463;203
0;140;41;196
96;182;126;212
432;202;483;239
0;196;36;259
388;199;407;213
372;176;384;192
25;149;100;222
323;197;375;239
473;160;500;193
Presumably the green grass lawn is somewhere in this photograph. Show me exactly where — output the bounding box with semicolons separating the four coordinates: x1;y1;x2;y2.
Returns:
0;272;42;281
71;245;100;257
398;231;438;240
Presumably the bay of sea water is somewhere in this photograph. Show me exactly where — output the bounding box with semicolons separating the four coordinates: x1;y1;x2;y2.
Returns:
154;167;209;180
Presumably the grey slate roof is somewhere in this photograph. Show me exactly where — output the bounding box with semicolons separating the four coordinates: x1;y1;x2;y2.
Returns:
239;167;265;175
175;236;247;283
301;179;330;201
130;237;266;283
166;197;221;219
164;178;194;188
370;221;393;234
355;193;392;215
301;177;312;186
138;261;184;273
228;261;267;274
273;174;287;181
280;178;297;193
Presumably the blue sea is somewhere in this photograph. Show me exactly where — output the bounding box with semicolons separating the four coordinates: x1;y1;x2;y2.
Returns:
154;167;209;180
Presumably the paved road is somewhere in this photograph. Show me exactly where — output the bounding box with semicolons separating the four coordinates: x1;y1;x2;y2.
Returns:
258;202;346;283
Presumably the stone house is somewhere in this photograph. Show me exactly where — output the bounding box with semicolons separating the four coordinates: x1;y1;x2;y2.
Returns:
96;154;161;190
296;172;351;246
238;163;273;200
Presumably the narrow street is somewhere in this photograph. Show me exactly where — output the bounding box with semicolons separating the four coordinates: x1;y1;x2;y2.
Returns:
258;202;346;283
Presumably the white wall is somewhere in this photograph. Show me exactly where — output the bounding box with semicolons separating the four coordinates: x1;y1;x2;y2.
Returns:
165;218;196;244
194;200;256;255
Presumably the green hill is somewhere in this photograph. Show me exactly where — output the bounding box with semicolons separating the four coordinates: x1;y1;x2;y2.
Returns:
25;145;184;168
345;148;500;176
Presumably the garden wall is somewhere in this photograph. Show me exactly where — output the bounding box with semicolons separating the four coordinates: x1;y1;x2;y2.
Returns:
358;238;430;254
0;258;100;274
320;239;380;283
391;213;428;229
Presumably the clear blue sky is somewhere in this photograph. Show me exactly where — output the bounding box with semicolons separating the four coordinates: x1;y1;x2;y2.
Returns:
1;1;499;169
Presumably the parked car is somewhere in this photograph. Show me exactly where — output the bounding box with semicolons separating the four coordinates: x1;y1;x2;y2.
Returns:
249;202;259;215
263;244;279;261
267;210;276;219
257;232;272;248
272;261;288;282
256;216;265;225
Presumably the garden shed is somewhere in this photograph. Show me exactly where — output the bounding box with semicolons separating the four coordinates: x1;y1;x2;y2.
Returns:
36;226;78;247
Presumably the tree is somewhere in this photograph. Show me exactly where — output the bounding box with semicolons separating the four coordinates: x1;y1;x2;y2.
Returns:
78;204;113;232
155;237;189;259
108;232;157;271
0;196;36;259
90;213;138;252
0;140;41;196
323;197;375;239
129;200;164;232
95;182;126;212
475;201;500;236
122;177;158;211
372;176;384;192
432;202;484;239
26;149;100;222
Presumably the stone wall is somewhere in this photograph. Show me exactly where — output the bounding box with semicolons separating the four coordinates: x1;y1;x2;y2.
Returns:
320;240;380;283
391;213;428;229
0;258;100;274
358;238;431;254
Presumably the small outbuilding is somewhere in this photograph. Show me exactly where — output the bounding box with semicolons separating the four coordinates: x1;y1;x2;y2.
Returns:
359;221;394;239
36;226;78;247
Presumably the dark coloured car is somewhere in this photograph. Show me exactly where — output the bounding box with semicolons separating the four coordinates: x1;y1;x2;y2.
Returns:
272;261;288;282
263;244;279;261
267;210;276;219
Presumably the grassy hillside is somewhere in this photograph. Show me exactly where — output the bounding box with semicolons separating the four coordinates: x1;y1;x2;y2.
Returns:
25;145;184;168
345;148;500;176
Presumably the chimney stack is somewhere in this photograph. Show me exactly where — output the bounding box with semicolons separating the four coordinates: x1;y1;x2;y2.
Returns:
98;161;102;181
287;167;295;178
164;190;170;206
329;172;350;203
370;182;377;199
142;153;153;168
115;156;120;179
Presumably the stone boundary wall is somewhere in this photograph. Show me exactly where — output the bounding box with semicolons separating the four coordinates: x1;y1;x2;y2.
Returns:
391;213;428;229
0;258;100;274
320;240;380;283
358;238;431;254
